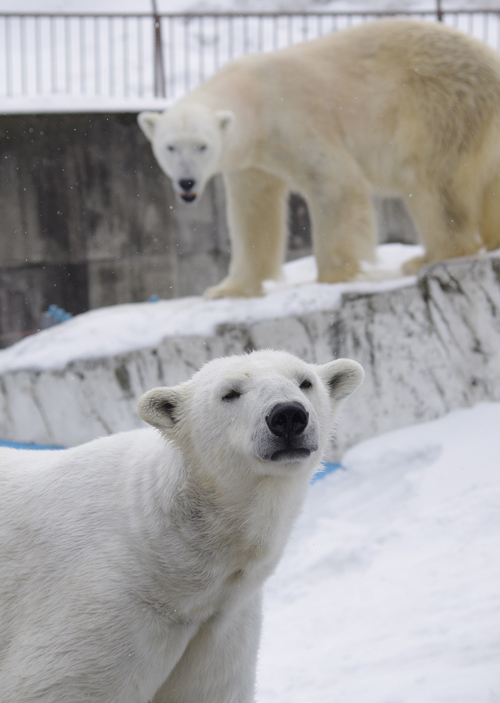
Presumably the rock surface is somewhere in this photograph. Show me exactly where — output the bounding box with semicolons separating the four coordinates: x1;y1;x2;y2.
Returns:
0;253;499;460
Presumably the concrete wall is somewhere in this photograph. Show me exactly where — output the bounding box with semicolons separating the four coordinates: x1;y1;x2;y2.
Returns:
0;112;417;346
0;113;231;345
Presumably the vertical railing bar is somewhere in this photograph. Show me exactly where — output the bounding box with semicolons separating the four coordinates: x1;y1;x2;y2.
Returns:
20;16;28;95
199;15;204;84
244;15;248;54
137;16;143;98
169;16;175;100
214;14;219;71
287;14;291;46
153;2;166;99
229;14;234;60
258;14;263;52
35;15;42;94
109;16;114;97
94;16;100;96
80;15;85;94
123;16;128;98
184;17;188;93
50;15;57;93
65;16;71;94
273;14;278;50
5;16;12;97
436;0;443;22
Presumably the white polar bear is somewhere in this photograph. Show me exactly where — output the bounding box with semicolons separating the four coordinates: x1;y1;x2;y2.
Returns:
139;18;500;298
0;350;363;703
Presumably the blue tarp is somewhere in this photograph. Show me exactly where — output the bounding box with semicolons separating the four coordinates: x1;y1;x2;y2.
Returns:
0;439;341;482
0;440;65;451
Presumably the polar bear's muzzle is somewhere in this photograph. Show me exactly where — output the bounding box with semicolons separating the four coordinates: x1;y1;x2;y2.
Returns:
263;401;318;463
178;178;198;203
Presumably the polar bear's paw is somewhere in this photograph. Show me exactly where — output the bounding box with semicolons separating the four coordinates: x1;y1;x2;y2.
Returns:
317;260;361;284
401;255;429;276
204;277;264;299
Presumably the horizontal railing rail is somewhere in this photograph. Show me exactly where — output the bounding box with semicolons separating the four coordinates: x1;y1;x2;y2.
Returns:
1;8;499;105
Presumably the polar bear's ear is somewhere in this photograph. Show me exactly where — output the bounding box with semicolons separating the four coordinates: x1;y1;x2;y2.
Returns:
137;111;162;141
316;359;364;402
137;386;184;432
217;110;234;131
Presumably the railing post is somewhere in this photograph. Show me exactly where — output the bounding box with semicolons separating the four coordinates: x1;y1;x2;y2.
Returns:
152;0;166;98
436;0;443;22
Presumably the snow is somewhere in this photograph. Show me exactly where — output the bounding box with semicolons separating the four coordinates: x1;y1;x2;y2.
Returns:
0;244;419;374
258;402;500;703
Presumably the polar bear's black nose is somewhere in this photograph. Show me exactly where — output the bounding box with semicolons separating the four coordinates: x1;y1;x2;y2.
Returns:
179;179;195;192
266;402;308;439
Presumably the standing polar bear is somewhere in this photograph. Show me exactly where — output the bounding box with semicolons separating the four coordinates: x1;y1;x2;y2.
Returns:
139;19;500;297
0;350;363;703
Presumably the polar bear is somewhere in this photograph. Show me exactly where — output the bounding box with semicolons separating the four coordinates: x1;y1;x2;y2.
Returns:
138;18;500;298
0;350;363;703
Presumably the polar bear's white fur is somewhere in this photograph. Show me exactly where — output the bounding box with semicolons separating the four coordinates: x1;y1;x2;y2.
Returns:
0;350;363;703
139;19;500;298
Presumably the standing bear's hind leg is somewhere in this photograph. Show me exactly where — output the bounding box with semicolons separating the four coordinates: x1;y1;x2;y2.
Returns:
479;173;500;252
205;168;288;298
402;183;481;275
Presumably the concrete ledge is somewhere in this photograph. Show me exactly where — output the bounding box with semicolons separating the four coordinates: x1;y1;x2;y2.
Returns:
0;253;499;459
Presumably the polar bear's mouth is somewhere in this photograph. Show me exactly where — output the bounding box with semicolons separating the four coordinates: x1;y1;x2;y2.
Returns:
180;192;197;203
270;447;312;462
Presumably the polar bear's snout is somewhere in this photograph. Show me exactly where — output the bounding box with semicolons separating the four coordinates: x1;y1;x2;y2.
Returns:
258;399;317;463
266;401;308;439
179;178;197;202
265;401;314;462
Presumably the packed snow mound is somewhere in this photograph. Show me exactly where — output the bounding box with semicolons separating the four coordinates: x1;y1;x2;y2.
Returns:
0;244;419;374
258;402;500;703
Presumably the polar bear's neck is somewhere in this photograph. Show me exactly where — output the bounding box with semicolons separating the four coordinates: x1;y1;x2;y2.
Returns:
130;442;315;622
179;457;311;571
184;73;265;171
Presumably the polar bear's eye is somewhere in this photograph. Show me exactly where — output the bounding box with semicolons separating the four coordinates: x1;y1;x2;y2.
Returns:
167;145;175;152
300;379;312;390
222;389;241;401
198;144;207;152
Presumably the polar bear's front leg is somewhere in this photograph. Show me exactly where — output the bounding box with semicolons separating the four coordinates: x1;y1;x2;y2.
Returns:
152;593;262;703
303;160;376;283
205;168;288;298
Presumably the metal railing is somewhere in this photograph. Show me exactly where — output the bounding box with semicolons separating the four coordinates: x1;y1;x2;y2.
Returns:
1;7;500;105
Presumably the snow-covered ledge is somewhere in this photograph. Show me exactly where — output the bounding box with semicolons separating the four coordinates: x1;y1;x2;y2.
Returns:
0;245;499;460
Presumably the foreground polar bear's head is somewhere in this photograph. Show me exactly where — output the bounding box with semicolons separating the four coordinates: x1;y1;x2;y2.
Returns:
138;350;363;477
138;103;233;204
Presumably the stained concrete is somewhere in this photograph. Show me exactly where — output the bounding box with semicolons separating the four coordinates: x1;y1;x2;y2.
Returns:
0;253;498;459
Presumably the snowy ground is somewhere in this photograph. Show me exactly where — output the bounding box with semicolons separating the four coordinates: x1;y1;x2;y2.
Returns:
0;243;420;373
259;402;500;703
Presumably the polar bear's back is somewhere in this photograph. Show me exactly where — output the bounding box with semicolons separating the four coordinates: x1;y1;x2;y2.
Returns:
216;18;500;175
